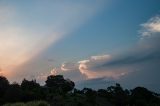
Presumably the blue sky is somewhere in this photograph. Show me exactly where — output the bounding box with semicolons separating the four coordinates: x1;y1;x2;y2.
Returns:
0;0;160;92
45;0;160;61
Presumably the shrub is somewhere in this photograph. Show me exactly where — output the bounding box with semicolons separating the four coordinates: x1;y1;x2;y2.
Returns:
3;101;50;106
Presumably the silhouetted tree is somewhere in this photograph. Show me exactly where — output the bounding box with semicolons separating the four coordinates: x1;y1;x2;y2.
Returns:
82;88;97;104
97;89;108;97
0;76;9;104
21;79;40;90
0;76;9;96
74;88;84;94
130;87;160;106
0;75;160;106
107;83;129;106
45;75;75;93
21;79;42;101
4;83;24;103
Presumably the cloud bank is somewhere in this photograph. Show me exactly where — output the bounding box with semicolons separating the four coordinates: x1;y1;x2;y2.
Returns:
43;15;160;91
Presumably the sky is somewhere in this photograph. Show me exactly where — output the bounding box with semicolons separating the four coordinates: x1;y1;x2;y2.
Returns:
0;0;160;92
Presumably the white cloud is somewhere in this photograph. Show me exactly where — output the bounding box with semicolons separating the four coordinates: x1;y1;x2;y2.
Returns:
50;68;58;75
40;54;127;82
78;60;90;64
78;55;128;79
91;55;110;60
140;15;160;37
61;62;78;71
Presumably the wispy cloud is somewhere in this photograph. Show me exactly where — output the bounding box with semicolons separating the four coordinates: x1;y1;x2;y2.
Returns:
0;1;107;78
61;62;78;71
140;15;160;37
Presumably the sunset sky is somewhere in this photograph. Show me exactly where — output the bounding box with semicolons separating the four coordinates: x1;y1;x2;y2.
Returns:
0;0;160;92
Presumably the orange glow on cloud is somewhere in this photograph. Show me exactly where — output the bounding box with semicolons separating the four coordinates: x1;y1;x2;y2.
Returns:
78;55;129;79
0;1;106;80
0;30;62;78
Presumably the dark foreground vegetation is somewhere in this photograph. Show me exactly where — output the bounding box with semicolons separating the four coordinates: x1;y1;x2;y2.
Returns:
3;101;50;106
0;75;160;106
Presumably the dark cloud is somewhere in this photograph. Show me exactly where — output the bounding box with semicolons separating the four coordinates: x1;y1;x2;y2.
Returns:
100;49;160;68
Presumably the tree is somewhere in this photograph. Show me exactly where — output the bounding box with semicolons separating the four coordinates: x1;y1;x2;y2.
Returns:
21;79;42;101
97;89;108;97
21;79;40;90
45;75;75;93
4;83;24;103
130;87;160;106
0;76;9;97
82;88;97;104
107;83;129;106
0;76;9;104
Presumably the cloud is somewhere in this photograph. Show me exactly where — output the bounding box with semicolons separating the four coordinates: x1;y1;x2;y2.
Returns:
78;55;129;79
40;54;129;82
42;15;160;91
100;51;160;68
0;4;63;76
61;62;78;71
91;55;111;61
93;15;160;92
57;62;87;82
140;15;160;37
0;1;107;79
3;1;159;92
78;55;111;70
16;13;160;92
78;55;127;79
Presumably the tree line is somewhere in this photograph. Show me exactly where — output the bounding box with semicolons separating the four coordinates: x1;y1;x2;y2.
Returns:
0;75;160;106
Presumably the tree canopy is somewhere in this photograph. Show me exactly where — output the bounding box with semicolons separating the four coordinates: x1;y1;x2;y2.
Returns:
0;75;160;106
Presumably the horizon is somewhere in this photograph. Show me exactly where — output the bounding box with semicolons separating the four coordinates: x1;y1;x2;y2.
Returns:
0;0;160;93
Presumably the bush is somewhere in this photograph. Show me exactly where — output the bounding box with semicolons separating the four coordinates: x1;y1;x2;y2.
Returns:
3;102;25;106
3;101;50;106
